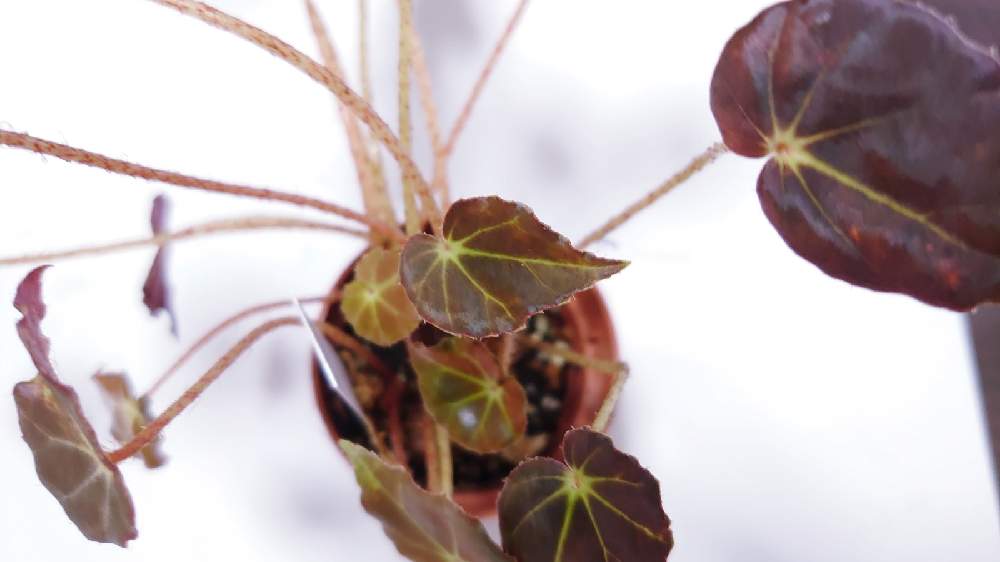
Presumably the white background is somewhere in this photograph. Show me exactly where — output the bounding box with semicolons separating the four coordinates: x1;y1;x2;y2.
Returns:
0;1;997;561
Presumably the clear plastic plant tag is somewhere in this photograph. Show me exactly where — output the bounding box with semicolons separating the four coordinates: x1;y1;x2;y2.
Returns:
291;299;366;421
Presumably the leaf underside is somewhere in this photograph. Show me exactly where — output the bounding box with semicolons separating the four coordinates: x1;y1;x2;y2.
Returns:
94;372;166;469
409;338;527;453
341;246;422;346
400;197;628;338
143;194;176;334
498;428;672;562
710;0;1000;310
12;267;138;547
340;440;513;562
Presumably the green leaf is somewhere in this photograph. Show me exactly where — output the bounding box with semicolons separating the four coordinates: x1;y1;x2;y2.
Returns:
341;247;422;346
340;440;513;562
400;197;628;338
94;372;166;469
498;428;672;562
409;338;527;453
12;266;138;547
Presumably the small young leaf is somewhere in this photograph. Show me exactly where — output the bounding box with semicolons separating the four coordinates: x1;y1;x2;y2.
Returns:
339;439;513;562
400;197;628;338
408;338;527;453
498;428;672;562
143;194;176;334
12;266;138;547
94;372;166;469
341;246;421;346
710;0;1000;310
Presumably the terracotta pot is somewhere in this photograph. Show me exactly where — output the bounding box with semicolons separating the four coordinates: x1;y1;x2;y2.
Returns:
312;258;619;516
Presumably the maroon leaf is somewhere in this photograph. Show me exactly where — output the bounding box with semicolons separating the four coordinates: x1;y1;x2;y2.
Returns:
498;428;672;562
94;372;166;469
408;338;527;453
143;194;176;334
710;0;1000;310
340;440;513;562
400;197;628;338
912;0;1000;50
12;266;138;546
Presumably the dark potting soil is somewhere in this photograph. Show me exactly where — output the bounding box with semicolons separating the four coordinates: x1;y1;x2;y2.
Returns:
316;297;576;493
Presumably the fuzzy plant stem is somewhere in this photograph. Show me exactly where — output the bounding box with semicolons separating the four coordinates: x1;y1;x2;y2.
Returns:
142;296;329;399
579;142;729;248
0;217;365;266
518;337;628;432
304;0;397;241
397;0;422;236
442;0;531;157
0;130;406;244
148;0;442;231
407;26;448;205
107;317;299;463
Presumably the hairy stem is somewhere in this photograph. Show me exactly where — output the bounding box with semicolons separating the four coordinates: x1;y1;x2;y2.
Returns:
305;0;397;241
142;296;329;399
0;217;365;266
148;0;442;229
443;0;530;158
578;142;729;248
591;365;628;434
108;317;298;463
408;25;448;205
519;337;626;375
397;0;422;236
0;130;406;243
358;0;374;104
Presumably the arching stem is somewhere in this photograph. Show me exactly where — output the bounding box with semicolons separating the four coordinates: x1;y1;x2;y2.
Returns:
0;130;406;244
141;296;329;400
148;0;442;231
0;217;365;266
578;142;729;248
108;317;298;463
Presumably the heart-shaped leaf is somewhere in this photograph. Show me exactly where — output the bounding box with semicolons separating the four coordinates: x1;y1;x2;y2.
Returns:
340;439;513;562
94;372;166;469
143;194;176;334
710;0;1000;310
409;338;527;453
400;197;628;338
341;246;421;346
12;266;138;547
498;428;672;562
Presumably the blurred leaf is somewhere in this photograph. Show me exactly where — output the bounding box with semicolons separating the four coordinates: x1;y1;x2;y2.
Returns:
409;338;527;453
342;247;421;346
94;372;166;469
498;428;672;562
340;440;512;562
400;197;627;338
711;0;1000;310
12;266;138;547
143;194;176;334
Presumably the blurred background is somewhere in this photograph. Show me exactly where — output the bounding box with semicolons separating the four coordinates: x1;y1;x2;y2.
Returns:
0;1;998;560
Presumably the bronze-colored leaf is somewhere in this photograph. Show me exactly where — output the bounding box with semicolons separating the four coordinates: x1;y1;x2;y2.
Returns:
341;246;421;346
12;266;138;547
710;0;1000;310
400;197;628;338
408;338;527;453
339;439;513;562
94;372;166;469
498;428;672;562
143;194;176;334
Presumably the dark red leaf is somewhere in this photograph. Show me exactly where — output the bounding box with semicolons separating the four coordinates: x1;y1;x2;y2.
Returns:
12;266;138;546
143;194;176;334
400;197;628;338
711;0;1000;310
498;428;672;562
912;0;1000;49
